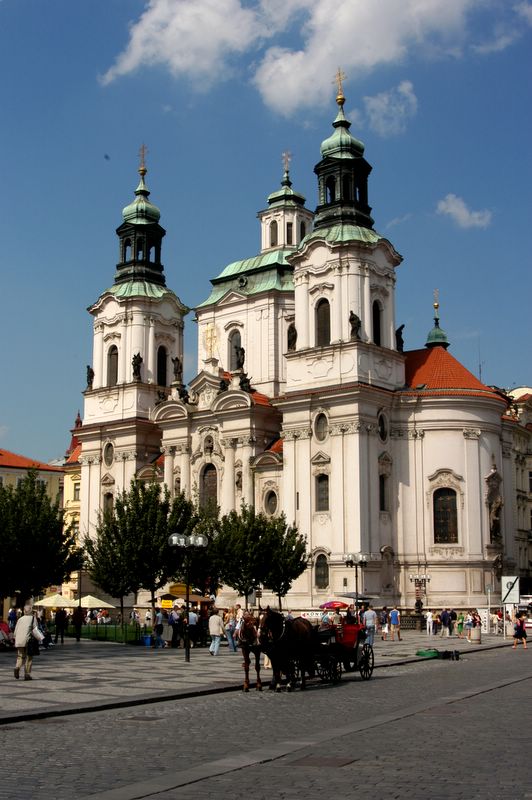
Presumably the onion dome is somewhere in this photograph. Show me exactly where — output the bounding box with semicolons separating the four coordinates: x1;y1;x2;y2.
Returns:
122;164;161;225
267;167;306;208
426;297;450;349
320;86;365;160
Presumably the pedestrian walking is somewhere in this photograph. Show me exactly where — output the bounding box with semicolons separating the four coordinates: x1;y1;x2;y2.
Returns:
425;609;433;636
14;605;44;681
440;608;450;637
379;606;389;640
456;611;465;638
363;604;377;646
208;609;225;656
153;607;165;648
389;605;401;640
512;613;528;650
72;606;85;642
223;607;238;652
168;604;180;648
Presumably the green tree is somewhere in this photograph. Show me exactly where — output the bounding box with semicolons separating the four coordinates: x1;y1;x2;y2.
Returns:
262;515;308;609
84;507;135;625
213;504;271;606
0;470;81;604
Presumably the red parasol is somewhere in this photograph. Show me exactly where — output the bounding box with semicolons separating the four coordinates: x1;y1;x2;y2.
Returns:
319;600;349;610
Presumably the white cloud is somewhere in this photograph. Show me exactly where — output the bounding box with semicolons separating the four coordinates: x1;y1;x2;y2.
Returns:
515;1;532;25
362;81;418;137
101;0;526;116
436;194;492;229
386;213;412;229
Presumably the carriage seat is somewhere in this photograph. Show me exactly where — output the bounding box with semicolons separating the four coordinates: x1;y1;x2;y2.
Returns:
336;623;365;647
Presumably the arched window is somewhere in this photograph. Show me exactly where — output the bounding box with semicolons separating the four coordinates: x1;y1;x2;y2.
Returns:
265;490;278;515
315;473;329;512
433;488;458;543
286;222;293;245
200;464;217;509
342;175;351;201
270;220;278;247
315;554;329;589
124;239;132;262
136;238;144;260
372;300;382;346
147;245;154;262
229;330;241;371
314;413;328;442
157;345;167;386
300;221;306;241
316;299;331;347
326;176;336;203
107;345;118;386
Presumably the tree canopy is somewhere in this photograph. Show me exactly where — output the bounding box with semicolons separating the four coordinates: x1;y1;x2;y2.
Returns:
0;470;81;604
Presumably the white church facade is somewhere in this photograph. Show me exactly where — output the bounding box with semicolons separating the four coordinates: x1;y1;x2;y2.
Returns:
77;90;532;612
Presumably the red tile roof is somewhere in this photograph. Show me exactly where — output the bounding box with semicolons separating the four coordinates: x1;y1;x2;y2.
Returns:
252;391;272;407
0;449;64;472
403;347;507;404
65;444;82;465
268;438;283;454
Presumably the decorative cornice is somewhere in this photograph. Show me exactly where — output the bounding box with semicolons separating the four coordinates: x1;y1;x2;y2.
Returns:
463;428;481;439
390;427;425;439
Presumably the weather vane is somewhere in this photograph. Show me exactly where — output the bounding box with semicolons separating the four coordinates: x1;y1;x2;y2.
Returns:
282;150;292;172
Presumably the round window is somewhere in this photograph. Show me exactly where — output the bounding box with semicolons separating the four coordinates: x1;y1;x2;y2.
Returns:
378;413;388;442
315;413;328;442
103;442;114;467
265;490;278;515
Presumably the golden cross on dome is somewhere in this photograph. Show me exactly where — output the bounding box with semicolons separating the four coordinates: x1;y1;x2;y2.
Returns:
334;67;347;100
282;150;292;172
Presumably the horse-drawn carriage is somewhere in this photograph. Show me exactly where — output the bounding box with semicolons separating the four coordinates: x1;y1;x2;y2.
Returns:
238;609;374;692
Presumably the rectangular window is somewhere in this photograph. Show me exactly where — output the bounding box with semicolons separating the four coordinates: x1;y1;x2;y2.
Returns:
529;471;532;493
379;475;388;512
73;483;80;501
315;474;329;512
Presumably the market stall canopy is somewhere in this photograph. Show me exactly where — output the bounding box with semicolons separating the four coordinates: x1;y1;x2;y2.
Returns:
79;595;115;609
33;594;78;608
319;600;349;610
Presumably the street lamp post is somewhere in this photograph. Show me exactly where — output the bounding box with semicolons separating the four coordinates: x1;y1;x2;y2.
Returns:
344;553;368;614
168;532;208;663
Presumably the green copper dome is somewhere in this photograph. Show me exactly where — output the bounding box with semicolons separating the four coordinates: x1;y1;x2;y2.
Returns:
122;167;161;225
426;302;450;349
320;101;365;160
267;169;306;207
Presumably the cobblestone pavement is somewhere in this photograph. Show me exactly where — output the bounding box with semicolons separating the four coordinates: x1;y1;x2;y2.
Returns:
1;639;530;800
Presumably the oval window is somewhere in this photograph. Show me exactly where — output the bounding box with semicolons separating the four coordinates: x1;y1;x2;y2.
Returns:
103;443;114;467
378;413;388;442
315;413;328;442
265;490;278;515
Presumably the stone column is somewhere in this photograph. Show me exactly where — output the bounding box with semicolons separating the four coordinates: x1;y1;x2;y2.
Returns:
179;445;190;498
162;446;175;495
221;438;236;514
240;436;255;506
332;264;343;342
294;271;309;348
93;323;104;389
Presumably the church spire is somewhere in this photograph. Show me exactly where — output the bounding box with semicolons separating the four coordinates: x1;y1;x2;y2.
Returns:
114;147;167;287
313;72;374;232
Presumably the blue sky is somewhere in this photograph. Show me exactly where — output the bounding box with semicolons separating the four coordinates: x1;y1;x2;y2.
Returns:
1;0;531;462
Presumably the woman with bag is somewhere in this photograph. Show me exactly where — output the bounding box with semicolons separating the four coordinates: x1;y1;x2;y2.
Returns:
14;605;44;681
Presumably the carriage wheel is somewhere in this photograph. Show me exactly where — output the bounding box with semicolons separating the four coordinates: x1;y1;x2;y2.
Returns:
316;656;329;682
359;644;374;680
330;658;342;683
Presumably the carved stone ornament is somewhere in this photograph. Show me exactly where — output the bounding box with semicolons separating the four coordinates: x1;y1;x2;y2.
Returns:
101;473;115;486
314;513;330;525
426;468;464;509
378;452;393;477
463;428;481;439
429;546;465;559
330;422;360;435
79;455;101;466
310;451;331;465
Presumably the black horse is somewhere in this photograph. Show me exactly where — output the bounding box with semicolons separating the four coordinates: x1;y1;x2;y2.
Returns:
259;607;315;691
237;613;263;692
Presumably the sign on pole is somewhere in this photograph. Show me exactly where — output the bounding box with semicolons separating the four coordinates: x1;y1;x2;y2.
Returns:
501;576;519;605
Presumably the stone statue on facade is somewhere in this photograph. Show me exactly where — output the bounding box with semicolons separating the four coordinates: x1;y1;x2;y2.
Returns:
395;324;405;353
235;345;246;370
486;462;504;543
86;365;94;390
287;323;297;351
171;355;183;383
132;352;143;380
349;311;361;341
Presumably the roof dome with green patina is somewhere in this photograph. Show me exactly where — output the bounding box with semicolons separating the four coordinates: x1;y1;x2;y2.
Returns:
426;300;450;349
122;166;161;225
320;91;365;160
267;168;306;207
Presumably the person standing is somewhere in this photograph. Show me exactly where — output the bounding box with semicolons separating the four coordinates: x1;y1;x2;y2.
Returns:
512;613;528;650
449;608;457;636
456;611;465;638
363;604;377;646
223;607;237;653
168;604;180;648
389;605;401;641
187;607;198;647
379;607;389;640
440;608;450;637
208;609;225;656
425;609;433;636
153;607;165;648
54;607;68;644
72;606;85;642
14;605;44;680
